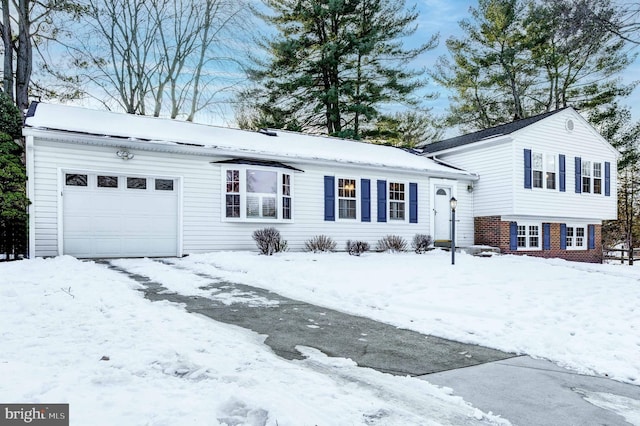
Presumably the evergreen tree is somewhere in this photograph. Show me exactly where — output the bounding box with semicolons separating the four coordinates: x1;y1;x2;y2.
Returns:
247;0;436;138
432;0;635;132
362;111;443;148
0;92;28;260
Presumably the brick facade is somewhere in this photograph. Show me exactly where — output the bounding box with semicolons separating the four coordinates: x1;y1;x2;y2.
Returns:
474;216;603;263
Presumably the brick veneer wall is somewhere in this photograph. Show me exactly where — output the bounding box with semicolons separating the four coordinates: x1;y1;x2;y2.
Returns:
474;216;603;263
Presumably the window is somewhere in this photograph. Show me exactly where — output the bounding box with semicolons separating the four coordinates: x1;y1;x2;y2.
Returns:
247;169;277;219
517;224;541;250
225;170;240;218
65;173;87;186
127;177;147;189
155;179;174;191
581;161;603;194
338;178;357;219
389;182;406;220
223;167;293;221
546;156;556;189
532;153;544;188
282;174;291;220
97;175;118;188
566;225;587;250
593;163;602;194
532;152;556;190
582;161;591;193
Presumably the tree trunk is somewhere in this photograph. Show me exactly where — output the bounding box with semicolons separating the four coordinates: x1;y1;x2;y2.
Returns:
15;0;31;111
1;0;13;101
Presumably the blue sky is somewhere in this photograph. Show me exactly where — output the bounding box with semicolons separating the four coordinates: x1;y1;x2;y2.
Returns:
408;0;640;124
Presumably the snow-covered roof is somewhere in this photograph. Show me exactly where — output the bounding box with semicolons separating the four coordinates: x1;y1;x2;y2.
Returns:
23;102;473;176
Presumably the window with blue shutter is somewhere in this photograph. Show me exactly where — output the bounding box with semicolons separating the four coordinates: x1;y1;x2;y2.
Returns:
324;176;335;221
524;149;532;189
575;157;582;193
409;183;418;223
509;222;518;251
588;225;595;249
361;179;371;222
377;180;387;222
604;162;611;196
560;224;567;249
559;154;566;192
543;223;551;250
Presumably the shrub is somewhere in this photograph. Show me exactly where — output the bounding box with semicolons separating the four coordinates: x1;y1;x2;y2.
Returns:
376;235;407;252
346;240;370;256
412;234;433;254
305;235;337;253
252;227;288;255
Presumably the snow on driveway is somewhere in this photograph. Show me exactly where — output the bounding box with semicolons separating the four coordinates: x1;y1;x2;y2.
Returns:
174;250;640;385
0;256;507;425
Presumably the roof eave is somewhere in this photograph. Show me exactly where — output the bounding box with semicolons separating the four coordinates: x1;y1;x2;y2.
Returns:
23;126;476;178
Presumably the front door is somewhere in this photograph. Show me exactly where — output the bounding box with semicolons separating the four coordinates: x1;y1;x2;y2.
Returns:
434;186;451;242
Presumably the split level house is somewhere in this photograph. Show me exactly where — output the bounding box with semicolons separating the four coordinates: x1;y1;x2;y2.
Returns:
23;103;617;263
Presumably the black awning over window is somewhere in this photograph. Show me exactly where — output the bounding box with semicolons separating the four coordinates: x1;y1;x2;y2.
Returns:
212;158;304;172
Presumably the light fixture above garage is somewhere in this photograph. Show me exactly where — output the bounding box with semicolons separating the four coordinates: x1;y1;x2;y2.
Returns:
116;149;134;160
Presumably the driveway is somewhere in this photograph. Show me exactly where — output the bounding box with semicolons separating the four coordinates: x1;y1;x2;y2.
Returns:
104;259;640;426
105;259;513;376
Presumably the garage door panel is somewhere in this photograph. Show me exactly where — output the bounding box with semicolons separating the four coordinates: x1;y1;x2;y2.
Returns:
63;173;179;258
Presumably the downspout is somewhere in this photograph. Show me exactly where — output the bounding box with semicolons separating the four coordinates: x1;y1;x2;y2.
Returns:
25;134;35;258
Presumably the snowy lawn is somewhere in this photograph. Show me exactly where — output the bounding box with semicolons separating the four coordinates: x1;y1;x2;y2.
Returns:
172;250;640;385
0;256;508;426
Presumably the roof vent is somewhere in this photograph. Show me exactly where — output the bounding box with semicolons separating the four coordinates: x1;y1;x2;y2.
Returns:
258;128;278;137
565;119;574;132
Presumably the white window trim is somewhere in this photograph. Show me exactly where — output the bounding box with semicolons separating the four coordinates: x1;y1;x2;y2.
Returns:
221;166;294;223
335;177;360;221
532;152;557;191
387;180;409;223
580;159;604;196
566;224;587;251
517;222;542;251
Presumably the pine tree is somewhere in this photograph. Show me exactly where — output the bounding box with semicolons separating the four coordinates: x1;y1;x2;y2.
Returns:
247;0;436;138
0;92;28;260
432;0;635;132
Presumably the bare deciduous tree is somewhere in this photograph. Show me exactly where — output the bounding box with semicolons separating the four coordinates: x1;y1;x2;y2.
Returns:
72;0;251;120
0;0;84;110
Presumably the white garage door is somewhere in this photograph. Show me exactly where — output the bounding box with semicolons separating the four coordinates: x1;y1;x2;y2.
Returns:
62;172;179;258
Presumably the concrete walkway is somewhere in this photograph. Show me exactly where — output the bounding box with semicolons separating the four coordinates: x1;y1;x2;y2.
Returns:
105;260;640;425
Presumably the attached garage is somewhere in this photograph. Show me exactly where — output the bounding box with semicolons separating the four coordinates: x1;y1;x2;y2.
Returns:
62;171;179;258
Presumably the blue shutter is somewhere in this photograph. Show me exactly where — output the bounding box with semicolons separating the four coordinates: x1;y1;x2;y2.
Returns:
324;176;335;221
605;162;611;196
361;179;371;222
575;157;582;193
559;154;566;192
524;149;532;189
543;223;551;250
588;225;595;249
409;182;418;223
377;180;387;222
560;224;567;249
509;222;518;251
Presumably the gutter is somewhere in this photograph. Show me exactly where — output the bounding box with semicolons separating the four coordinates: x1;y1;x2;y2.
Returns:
23;127;477;180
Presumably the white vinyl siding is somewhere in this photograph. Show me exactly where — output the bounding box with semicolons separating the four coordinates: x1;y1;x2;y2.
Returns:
430;141;512;217
431;109;616;223
29;137;475;256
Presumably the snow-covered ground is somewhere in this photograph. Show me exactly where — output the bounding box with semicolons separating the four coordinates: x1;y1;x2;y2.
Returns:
171;250;640;385
1;250;639;425
0;255;507;425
